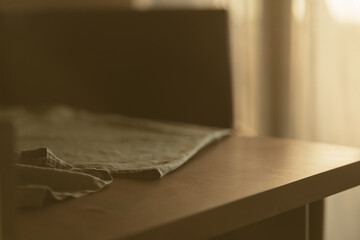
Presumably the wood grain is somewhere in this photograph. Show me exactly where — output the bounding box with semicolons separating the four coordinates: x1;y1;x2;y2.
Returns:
17;136;360;240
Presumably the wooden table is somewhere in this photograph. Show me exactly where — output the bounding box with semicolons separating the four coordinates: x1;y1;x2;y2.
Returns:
17;136;360;240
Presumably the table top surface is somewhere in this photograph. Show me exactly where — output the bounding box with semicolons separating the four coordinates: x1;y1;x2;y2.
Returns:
17;136;360;240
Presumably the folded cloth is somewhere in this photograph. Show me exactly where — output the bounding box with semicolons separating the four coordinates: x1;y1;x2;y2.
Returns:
16;148;112;208
1;106;231;207
3;106;231;178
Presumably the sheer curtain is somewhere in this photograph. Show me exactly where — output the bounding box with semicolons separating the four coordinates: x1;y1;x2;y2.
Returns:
290;1;360;239
239;0;360;238
230;1;360;238
241;0;360;238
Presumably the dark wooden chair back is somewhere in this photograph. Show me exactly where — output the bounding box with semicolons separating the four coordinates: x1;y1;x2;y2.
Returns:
1;9;232;127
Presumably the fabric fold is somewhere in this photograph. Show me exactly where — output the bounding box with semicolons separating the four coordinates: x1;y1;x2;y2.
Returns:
1;106;231;208
16;148;112;208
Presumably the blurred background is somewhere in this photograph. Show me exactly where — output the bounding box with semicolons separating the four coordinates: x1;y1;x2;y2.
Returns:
2;0;360;239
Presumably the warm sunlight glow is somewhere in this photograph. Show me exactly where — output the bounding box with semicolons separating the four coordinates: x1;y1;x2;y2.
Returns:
292;0;306;22
325;0;360;24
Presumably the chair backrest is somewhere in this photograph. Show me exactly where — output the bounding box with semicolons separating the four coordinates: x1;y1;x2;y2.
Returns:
0;120;16;240
1;9;232;128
